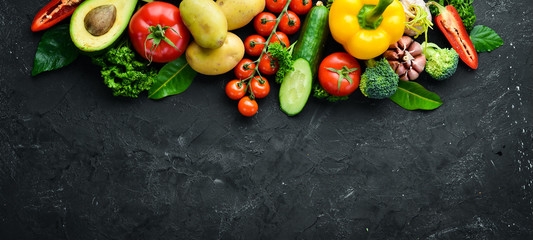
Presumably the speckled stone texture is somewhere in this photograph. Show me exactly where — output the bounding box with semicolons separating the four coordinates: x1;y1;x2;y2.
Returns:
1;0;532;239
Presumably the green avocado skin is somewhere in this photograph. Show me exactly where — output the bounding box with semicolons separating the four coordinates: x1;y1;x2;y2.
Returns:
70;0;138;54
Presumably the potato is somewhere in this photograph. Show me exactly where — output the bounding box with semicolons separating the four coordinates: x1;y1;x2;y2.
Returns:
216;0;265;30
180;0;227;49
186;32;245;75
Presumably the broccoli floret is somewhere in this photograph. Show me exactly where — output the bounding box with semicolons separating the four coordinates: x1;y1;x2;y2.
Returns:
423;42;459;81
359;58;399;99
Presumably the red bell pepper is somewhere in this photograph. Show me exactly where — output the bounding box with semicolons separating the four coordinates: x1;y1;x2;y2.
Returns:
428;1;478;69
31;0;85;32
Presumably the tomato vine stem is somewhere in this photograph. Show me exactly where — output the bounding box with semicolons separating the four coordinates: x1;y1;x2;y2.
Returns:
242;0;293;99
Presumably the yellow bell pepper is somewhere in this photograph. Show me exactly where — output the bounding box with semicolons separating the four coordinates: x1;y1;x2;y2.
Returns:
329;0;406;60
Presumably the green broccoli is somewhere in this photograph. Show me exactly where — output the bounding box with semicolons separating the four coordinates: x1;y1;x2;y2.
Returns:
422;42;459;81
359;58;399;99
92;40;157;98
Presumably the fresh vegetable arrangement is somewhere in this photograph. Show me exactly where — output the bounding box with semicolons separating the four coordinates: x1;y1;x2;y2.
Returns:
31;0;502;117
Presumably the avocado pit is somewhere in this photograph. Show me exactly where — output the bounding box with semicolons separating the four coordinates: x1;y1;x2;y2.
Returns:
84;4;117;36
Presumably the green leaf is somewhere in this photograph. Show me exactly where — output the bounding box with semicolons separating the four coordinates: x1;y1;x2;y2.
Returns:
32;24;79;76
148;55;196;99
389;81;443;110
470;25;503;53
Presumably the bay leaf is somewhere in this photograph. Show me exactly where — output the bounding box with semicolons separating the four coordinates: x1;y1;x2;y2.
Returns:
389;81;443;110
148;55;196;99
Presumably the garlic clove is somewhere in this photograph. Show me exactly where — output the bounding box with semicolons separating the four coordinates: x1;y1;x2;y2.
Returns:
400;74;410;81
398;36;413;50
407;69;420;80
388;60;400;71
408;41;423;56
384;50;399;61
396;64;407;76
412;55;426;73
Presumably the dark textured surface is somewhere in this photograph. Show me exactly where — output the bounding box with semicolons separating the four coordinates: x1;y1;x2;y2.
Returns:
1;0;532;239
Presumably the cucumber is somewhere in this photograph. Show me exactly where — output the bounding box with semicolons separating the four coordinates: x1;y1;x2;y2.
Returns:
279;58;313;116
291;2;330;79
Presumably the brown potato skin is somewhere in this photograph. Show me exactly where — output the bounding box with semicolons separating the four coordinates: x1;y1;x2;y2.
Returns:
186;32;245;76
180;0;228;49
216;0;265;30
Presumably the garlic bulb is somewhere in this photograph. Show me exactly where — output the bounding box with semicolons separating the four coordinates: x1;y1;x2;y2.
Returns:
384;36;426;81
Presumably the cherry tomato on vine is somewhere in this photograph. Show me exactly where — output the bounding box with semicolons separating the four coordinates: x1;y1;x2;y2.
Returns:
269;31;290;48
244;35;266;56
253;12;276;37
225;79;247;100
129;2;190;63
238;96;258;117
318;52;362;97
279;10;301;35
234;59;256;80
266;0;288;13
250;76;270;99
258;53;279;75
289;0;313;15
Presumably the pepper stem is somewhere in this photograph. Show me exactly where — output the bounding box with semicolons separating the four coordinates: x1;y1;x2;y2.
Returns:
360;0;393;30
426;1;445;15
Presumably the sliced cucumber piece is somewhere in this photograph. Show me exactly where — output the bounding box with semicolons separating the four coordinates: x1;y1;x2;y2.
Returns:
279;58;313;116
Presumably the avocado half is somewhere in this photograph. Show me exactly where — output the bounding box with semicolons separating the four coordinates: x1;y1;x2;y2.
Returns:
70;0;138;52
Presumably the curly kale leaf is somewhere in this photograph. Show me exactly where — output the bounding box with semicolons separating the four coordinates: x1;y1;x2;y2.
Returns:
313;83;349;102
92;41;157;98
267;42;294;84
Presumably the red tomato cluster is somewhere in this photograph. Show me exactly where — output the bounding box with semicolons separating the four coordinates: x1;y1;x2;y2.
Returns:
225;76;271;117
226;0;311;117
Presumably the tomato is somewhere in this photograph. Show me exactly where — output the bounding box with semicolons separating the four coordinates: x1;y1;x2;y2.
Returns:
289;0;312;15
238;96;258;117
225;80;247;100
266;0;288;13
234;59;256;80
253;12;277;37
244;35;266;56
279;11;301;35
269;31;290;48
258;53;279;75
31;0;85;32
129;2;190;63
250;76;270;98
318;52;361;97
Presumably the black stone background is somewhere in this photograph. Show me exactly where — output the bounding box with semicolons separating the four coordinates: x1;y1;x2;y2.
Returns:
1;0;532;239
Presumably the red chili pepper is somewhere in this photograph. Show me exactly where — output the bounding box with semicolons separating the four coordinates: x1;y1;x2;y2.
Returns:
428;1;478;69
31;0;85;32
